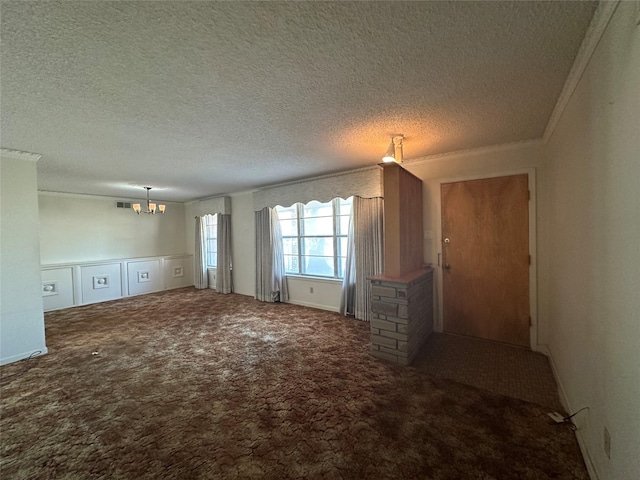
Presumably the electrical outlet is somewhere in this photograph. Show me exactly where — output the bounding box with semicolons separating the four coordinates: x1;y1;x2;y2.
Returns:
309;287;314;294
604;427;611;459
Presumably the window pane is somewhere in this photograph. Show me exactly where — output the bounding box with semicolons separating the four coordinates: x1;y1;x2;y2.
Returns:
338;216;350;235
301;217;333;236
338;237;348;257
337;256;346;278
302;237;334;256
302;256;334;277
204;225;218;267
276;205;297;220
282;237;298;255
207;251;217;267
204;213;218;228
204;213;218;268
280;219;298;236
302;200;333;218
339;197;353;215
276;198;353;279
283;254;299;274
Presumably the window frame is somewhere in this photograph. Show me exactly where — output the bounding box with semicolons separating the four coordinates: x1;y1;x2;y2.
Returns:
278;198;351;279
203;213;218;268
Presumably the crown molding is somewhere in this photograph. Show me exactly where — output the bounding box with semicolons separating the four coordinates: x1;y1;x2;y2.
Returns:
0;147;42;162
185;194;232;206
542;0;619;144
402;139;544;167
253;164;382;192
37;190;181;204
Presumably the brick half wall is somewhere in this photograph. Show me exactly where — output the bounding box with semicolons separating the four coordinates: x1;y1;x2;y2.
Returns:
370;268;434;365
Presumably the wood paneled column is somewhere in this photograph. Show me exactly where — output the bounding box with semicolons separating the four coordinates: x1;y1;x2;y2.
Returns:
381;163;423;277
369;163;431;365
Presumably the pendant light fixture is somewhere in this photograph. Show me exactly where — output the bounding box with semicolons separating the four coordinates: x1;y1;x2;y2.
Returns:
382;135;404;163
132;187;166;215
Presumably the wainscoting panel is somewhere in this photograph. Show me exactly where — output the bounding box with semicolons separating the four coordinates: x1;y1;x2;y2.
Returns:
41;267;74;311
207;268;217;290
80;263;123;305
41;255;193;311
127;260;162;296
164;256;194;290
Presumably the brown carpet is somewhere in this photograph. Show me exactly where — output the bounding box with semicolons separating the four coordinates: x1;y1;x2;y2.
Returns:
415;333;563;410
1;288;587;479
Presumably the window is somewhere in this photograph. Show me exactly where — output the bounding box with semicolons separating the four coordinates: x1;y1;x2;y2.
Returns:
276;197;352;279
204;214;217;267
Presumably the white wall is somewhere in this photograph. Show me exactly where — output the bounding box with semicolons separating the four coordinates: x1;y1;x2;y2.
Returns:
231;191;345;309
405;141;545;263
230;192;255;296
1;154;48;365
223;148;547;313
188;190;343;308
39;192;187;264
403;141;548;342
186;191;256;296
544;3;640;479
286;276;342;312
184;202;196;257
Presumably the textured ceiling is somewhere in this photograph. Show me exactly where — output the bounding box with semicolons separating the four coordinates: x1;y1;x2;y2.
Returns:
1;1;597;202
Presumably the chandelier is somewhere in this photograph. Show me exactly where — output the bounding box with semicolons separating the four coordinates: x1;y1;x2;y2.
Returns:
132;187;166;215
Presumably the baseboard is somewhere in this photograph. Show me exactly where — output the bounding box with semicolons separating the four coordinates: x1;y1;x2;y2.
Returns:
575;427;600;480
285;299;339;313
0;347;48;366
537;343;600;480
44;283;196;312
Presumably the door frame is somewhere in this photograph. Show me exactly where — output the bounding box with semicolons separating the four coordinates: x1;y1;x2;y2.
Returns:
433;168;539;350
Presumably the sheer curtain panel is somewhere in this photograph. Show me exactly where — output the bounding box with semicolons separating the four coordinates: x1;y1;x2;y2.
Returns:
255;208;272;301
194;216;208;289
216;214;233;293
255;207;289;302
340;196;384;321
271;208;289;302
340;209;356;316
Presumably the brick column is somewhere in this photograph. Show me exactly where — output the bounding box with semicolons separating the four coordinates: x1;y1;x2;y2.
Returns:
369;268;434;365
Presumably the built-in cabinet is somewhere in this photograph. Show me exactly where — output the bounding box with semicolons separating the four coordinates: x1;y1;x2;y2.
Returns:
41;254;193;312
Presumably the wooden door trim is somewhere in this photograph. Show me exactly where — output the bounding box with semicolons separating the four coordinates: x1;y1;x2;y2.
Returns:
433;168;539;351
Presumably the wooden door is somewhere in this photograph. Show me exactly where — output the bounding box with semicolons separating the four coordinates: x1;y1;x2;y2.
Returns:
441;174;530;347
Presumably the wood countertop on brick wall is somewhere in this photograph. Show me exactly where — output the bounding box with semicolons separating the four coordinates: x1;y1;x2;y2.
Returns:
370;267;433;285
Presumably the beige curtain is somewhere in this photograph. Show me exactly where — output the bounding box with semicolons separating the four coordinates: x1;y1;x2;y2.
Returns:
216;214;233;293
271;208;289;302
255;207;288;302
194;216;208;289
340;197;384;321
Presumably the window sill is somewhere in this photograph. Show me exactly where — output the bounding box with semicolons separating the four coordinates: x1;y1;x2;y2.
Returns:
285;274;342;284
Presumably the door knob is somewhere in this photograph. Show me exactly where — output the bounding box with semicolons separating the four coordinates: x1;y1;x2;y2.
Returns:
443;263;451;270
